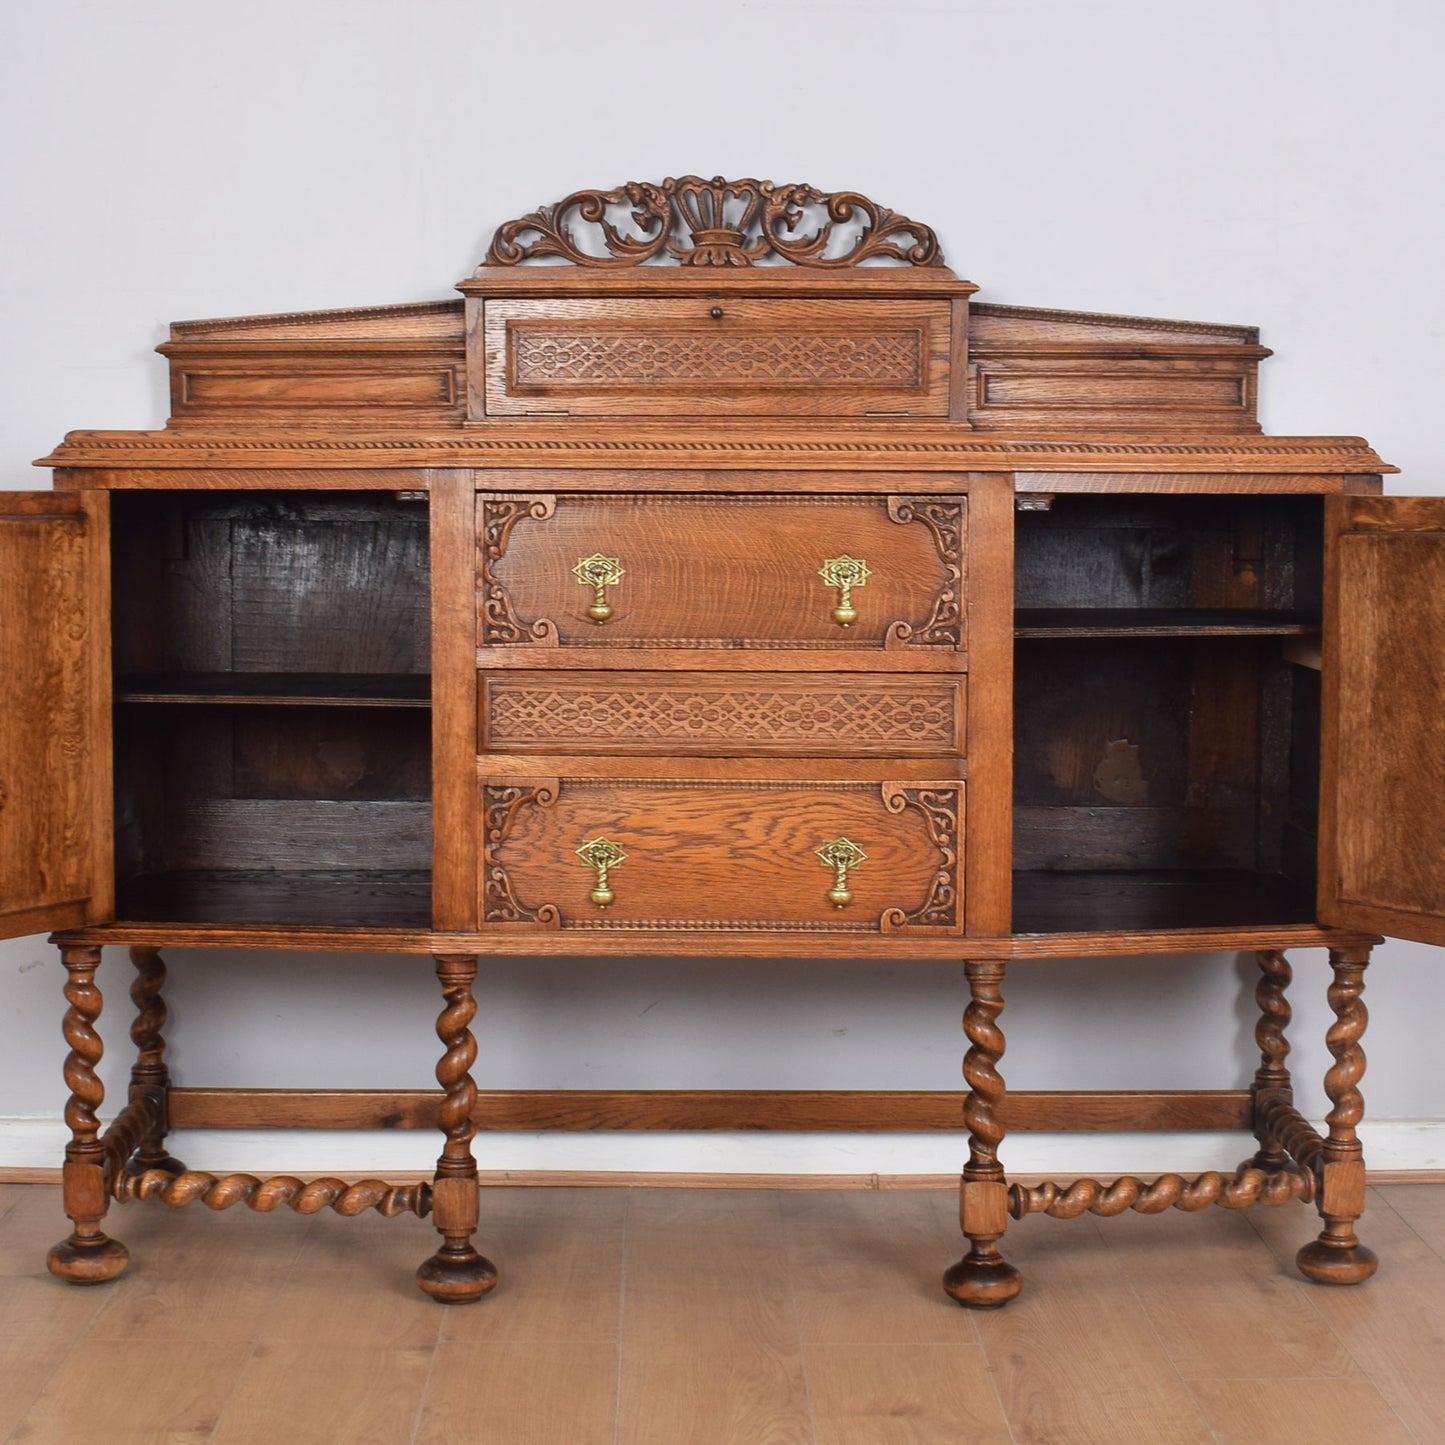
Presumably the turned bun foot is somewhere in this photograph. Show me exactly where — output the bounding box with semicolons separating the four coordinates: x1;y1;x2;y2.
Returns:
47;1234;130;1285
943;1254;1023;1309
1296;1238;1378;1286
416;1244;498;1304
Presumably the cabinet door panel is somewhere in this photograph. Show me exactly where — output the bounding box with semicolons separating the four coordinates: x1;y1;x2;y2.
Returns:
1320;495;1445;944
0;492;109;938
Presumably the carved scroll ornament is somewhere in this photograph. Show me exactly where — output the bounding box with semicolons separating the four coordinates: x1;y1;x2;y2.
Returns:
482;176;943;270
881;784;963;931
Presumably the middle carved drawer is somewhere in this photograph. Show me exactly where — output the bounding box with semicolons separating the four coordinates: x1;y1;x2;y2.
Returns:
480;671;966;756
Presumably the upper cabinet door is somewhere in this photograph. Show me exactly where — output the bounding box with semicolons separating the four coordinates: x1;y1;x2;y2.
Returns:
0;492;111;940
1319;495;1445;945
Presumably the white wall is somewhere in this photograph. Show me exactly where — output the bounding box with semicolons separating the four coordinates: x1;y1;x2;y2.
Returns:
2;0;1442;1175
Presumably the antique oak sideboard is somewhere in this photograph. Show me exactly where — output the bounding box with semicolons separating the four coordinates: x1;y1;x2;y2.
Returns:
2;176;1439;1307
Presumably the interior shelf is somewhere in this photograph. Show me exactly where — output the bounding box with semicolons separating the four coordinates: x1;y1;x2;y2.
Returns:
113;673;431;707
1014;609;1321;639
115;870;433;929
1012;869;1316;935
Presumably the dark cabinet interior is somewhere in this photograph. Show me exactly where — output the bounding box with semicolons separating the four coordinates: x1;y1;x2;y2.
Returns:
110;492;433;927
1011;494;1324;933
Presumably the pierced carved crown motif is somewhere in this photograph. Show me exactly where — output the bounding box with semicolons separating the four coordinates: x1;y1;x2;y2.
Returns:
481;175;944;270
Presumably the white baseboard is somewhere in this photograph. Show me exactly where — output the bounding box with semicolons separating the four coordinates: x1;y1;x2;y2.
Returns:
3;1117;1443;1178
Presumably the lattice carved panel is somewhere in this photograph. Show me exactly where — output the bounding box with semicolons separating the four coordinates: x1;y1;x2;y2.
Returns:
483;676;962;754
511;330;923;388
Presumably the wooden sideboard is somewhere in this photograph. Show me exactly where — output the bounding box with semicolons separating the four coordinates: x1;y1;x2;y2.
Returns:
2;176;1439;1307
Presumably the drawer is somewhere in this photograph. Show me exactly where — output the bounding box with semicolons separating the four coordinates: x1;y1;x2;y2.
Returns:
480;672;965;755
479;493;965;652
480;771;963;934
479;298;951;418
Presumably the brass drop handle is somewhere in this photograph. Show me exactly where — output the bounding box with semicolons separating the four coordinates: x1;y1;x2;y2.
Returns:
815;837;866;908
573;553;625;624
818;555;871;628
576;836;627;908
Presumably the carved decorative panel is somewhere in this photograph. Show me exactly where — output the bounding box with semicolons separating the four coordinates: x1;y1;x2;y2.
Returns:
482;673;964;754
881;785;964;931
479;777;964;933
885;497;965;649
482;783;560;926
512;329;923;388
477;494;967;652
480;299;952;419
480;175;944;269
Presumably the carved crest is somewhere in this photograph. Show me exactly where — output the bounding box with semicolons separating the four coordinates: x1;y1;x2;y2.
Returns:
482;176;943;270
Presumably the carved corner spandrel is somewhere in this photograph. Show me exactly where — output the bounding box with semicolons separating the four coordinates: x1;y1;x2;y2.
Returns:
880;783;964;934
478;495;560;648
884;496;966;649
482;782;562;927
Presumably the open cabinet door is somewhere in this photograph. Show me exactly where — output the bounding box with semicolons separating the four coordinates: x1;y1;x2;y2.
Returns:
1319;495;1445;945
0;491;111;939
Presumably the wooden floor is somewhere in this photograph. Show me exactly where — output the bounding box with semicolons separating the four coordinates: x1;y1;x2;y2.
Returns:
1;1181;1442;1444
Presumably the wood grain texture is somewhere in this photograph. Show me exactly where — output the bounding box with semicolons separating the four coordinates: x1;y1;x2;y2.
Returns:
481;297;953;418
481;671;965;756
9;1338;255;1445
971;1221;1215;1444
960;474;1012;935
0;1275;110;1443
0;492;108;939
1014;469;1362;493
165;1086;1253;1133
783;1190;975;1345
11;1182;1445;1444
1098;1208;1357;1380
1185;1379;1414;1445
1320;495;1445;944
1249;1190;1445;1441
416;1343;618;1445
479;491;965;651
806;1343;1014;1444
482;775;962;933
211;1344;434;1445
431;472;481;929
616;1190;814;1444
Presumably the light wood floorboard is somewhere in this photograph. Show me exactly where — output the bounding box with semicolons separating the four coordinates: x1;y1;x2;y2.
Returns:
1;1183;1442;1443
1246;1185;1445;1442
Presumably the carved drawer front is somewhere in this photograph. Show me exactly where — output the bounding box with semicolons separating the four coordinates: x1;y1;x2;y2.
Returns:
480;672;965;756
482;776;963;933
479;494;965;652
479;299;951;418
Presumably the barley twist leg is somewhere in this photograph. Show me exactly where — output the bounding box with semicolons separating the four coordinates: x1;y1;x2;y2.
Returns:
127;947;185;1176
416;954;496;1303
1244;949;1295;1173
47;946;129;1284
943;959;1022;1308
1297;945;1378;1285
